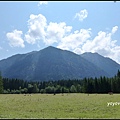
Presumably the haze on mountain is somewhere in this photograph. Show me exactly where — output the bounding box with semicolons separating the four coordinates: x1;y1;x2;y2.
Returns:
0;46;119;81
81;52;120;78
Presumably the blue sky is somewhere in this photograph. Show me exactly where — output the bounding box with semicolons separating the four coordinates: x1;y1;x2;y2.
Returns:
0;1;120;64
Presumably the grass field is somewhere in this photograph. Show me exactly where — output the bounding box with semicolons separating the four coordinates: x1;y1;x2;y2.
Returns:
0;93;120;119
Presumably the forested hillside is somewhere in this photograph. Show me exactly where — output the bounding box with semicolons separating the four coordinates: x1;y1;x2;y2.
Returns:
0;46;117;81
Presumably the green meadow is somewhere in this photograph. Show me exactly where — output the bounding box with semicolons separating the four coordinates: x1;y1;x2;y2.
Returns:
0;93;120;119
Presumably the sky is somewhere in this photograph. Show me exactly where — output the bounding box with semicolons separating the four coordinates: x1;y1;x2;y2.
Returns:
0;1;120;64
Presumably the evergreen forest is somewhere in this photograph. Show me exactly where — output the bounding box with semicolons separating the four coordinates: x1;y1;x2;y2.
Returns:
0;70;120;94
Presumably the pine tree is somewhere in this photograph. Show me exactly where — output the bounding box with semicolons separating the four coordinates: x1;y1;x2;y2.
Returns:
117;69;120;78
32;84;39;93
70;85;77;93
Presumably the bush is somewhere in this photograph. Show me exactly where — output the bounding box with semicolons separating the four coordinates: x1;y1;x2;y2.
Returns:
3;90;9;94
40;89;46;94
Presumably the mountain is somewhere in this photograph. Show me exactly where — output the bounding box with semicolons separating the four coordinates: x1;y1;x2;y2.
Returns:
81;52;120;77
0;46;115;81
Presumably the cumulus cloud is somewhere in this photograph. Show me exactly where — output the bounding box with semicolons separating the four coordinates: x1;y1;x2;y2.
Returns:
81;31;112;53
24;14;47;44
57;28;91;51
111;26;118;34
6;30;25;48
6;12;120;64
74;26;120;64
45;22;72;45
25;14;72;46
74;9;88;21
38;1;48;6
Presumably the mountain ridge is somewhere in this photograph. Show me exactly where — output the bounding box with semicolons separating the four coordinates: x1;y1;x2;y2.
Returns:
81;52;120;77
0;46;119;81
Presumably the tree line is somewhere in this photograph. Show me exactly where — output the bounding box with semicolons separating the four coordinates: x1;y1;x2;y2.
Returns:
0;70;120;94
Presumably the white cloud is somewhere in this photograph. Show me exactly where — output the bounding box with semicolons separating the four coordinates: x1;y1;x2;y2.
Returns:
74;9;88;21
111;26;118;34
6;12;120;64
38;1;48;6
74;26;120;64
6;30;25;48
25;14;72;46
24;14;47;44
81;31;112;53
45;22;72;45
57;28;91;51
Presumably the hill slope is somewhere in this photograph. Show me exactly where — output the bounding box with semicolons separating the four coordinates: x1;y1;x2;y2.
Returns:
81;52;120;77
0;46;113;81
